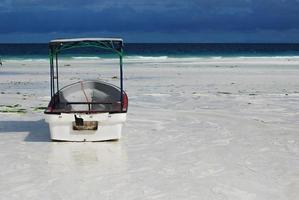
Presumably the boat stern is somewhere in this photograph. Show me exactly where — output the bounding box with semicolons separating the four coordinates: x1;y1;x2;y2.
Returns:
44;113;127;141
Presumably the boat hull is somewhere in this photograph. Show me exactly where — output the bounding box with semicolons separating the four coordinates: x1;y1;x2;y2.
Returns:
45;112;126;141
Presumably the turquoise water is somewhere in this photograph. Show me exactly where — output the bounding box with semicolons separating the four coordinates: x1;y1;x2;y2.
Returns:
0;43;299;60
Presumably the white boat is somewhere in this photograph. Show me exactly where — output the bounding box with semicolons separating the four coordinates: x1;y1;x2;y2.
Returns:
44;38;128;141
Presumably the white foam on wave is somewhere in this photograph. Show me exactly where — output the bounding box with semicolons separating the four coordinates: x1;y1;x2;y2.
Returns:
126;56;169;60
4;55;299;63
227;56;299;60
23;59;48;62
71;56;102;60
209;56;224;59
4;58;49;62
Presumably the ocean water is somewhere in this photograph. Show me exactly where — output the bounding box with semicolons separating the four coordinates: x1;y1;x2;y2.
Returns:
0;43;299;60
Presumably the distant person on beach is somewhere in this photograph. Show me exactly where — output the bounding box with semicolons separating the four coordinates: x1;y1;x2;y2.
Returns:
0;57;2;66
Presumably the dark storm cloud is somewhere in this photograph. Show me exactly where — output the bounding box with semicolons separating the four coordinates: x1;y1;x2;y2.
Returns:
0;0;299;39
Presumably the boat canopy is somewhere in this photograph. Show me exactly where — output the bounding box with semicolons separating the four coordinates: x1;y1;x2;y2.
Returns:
49;38;123;55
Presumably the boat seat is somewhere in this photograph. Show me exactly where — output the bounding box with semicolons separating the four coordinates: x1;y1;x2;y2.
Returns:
57;80;122;112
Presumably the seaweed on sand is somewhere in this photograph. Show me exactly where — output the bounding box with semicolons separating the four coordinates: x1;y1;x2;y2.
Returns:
32;106;47;112
0;104;27;113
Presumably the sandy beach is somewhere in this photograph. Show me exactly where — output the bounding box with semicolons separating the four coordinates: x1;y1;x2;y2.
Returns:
1;57;299;199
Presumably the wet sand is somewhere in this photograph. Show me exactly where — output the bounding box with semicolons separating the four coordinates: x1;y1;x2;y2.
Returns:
1;57;299;199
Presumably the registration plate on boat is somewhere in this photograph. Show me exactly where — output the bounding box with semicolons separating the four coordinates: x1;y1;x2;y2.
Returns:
72;121;98;131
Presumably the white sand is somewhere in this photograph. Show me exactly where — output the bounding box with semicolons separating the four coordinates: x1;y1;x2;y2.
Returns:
0;57;299;199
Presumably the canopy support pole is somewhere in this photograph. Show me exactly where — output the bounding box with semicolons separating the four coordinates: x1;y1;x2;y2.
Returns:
55;52;59;93
49;49;54;97
120;54;124;111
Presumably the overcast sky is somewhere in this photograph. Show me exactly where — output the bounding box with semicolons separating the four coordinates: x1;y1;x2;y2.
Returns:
1;0;299;42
